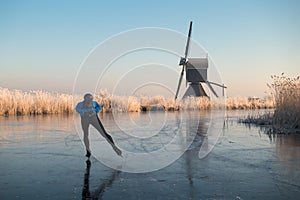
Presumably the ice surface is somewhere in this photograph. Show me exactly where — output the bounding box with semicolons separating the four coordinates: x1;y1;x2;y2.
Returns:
0;110;300;199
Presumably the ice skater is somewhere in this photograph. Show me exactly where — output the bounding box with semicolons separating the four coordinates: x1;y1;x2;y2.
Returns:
76;93;122;157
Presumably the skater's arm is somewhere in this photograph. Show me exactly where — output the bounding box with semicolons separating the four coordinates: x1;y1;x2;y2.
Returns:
93;101;101;114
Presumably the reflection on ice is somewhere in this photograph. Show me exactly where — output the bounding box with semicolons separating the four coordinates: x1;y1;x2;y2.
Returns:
0;115;75;146
82;159;120;200
271;134;300;179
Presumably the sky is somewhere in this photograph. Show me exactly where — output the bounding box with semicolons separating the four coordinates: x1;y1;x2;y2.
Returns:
0;0;299;97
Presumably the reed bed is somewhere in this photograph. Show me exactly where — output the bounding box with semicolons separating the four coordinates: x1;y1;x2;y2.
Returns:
239;74;300;132
269;74;300;129
0;87;275;116
0;88;74;116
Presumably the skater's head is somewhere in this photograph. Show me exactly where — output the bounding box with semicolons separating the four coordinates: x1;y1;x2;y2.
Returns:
84;93;93;102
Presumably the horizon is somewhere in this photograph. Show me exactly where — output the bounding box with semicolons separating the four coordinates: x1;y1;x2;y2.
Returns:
1;0;299;98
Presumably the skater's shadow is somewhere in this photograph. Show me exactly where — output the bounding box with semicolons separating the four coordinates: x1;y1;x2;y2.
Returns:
82;159;120;200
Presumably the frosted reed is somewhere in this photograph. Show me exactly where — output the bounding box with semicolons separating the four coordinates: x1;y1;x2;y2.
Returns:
0;87;275;116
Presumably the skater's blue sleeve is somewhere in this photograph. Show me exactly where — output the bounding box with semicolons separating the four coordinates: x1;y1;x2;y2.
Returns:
76;102;94;116
75;102;84;115
76;102;86;115
93;101;101;114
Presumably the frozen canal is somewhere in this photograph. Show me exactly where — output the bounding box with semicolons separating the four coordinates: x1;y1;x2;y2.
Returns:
0;110;300;199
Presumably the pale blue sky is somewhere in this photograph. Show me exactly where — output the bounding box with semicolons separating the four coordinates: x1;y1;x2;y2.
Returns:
0;0;299;97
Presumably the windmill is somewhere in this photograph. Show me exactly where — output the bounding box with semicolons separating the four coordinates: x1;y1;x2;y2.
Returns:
175;21;226;100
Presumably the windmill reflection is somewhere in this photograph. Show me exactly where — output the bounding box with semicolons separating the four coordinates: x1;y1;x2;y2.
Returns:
185;111;210;152
183;111;210;198
82;159;120;200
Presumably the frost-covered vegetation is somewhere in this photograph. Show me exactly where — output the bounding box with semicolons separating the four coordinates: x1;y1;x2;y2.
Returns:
270;74;300;129
0;88;74;116
240;73;300;132
0;87;275;116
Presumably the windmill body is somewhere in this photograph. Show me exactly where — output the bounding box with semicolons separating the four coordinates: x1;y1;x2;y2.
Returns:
184;58;208;97
175;21;226;100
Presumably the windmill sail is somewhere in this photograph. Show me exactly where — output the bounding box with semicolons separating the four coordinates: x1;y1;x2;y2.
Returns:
175;21;193;100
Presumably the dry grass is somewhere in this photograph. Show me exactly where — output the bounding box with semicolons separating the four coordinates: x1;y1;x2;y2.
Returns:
0;88;74;116
239;73;300;132
0;87;276;116
226;96;274;110
269;73;300;129
238;112;273;125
